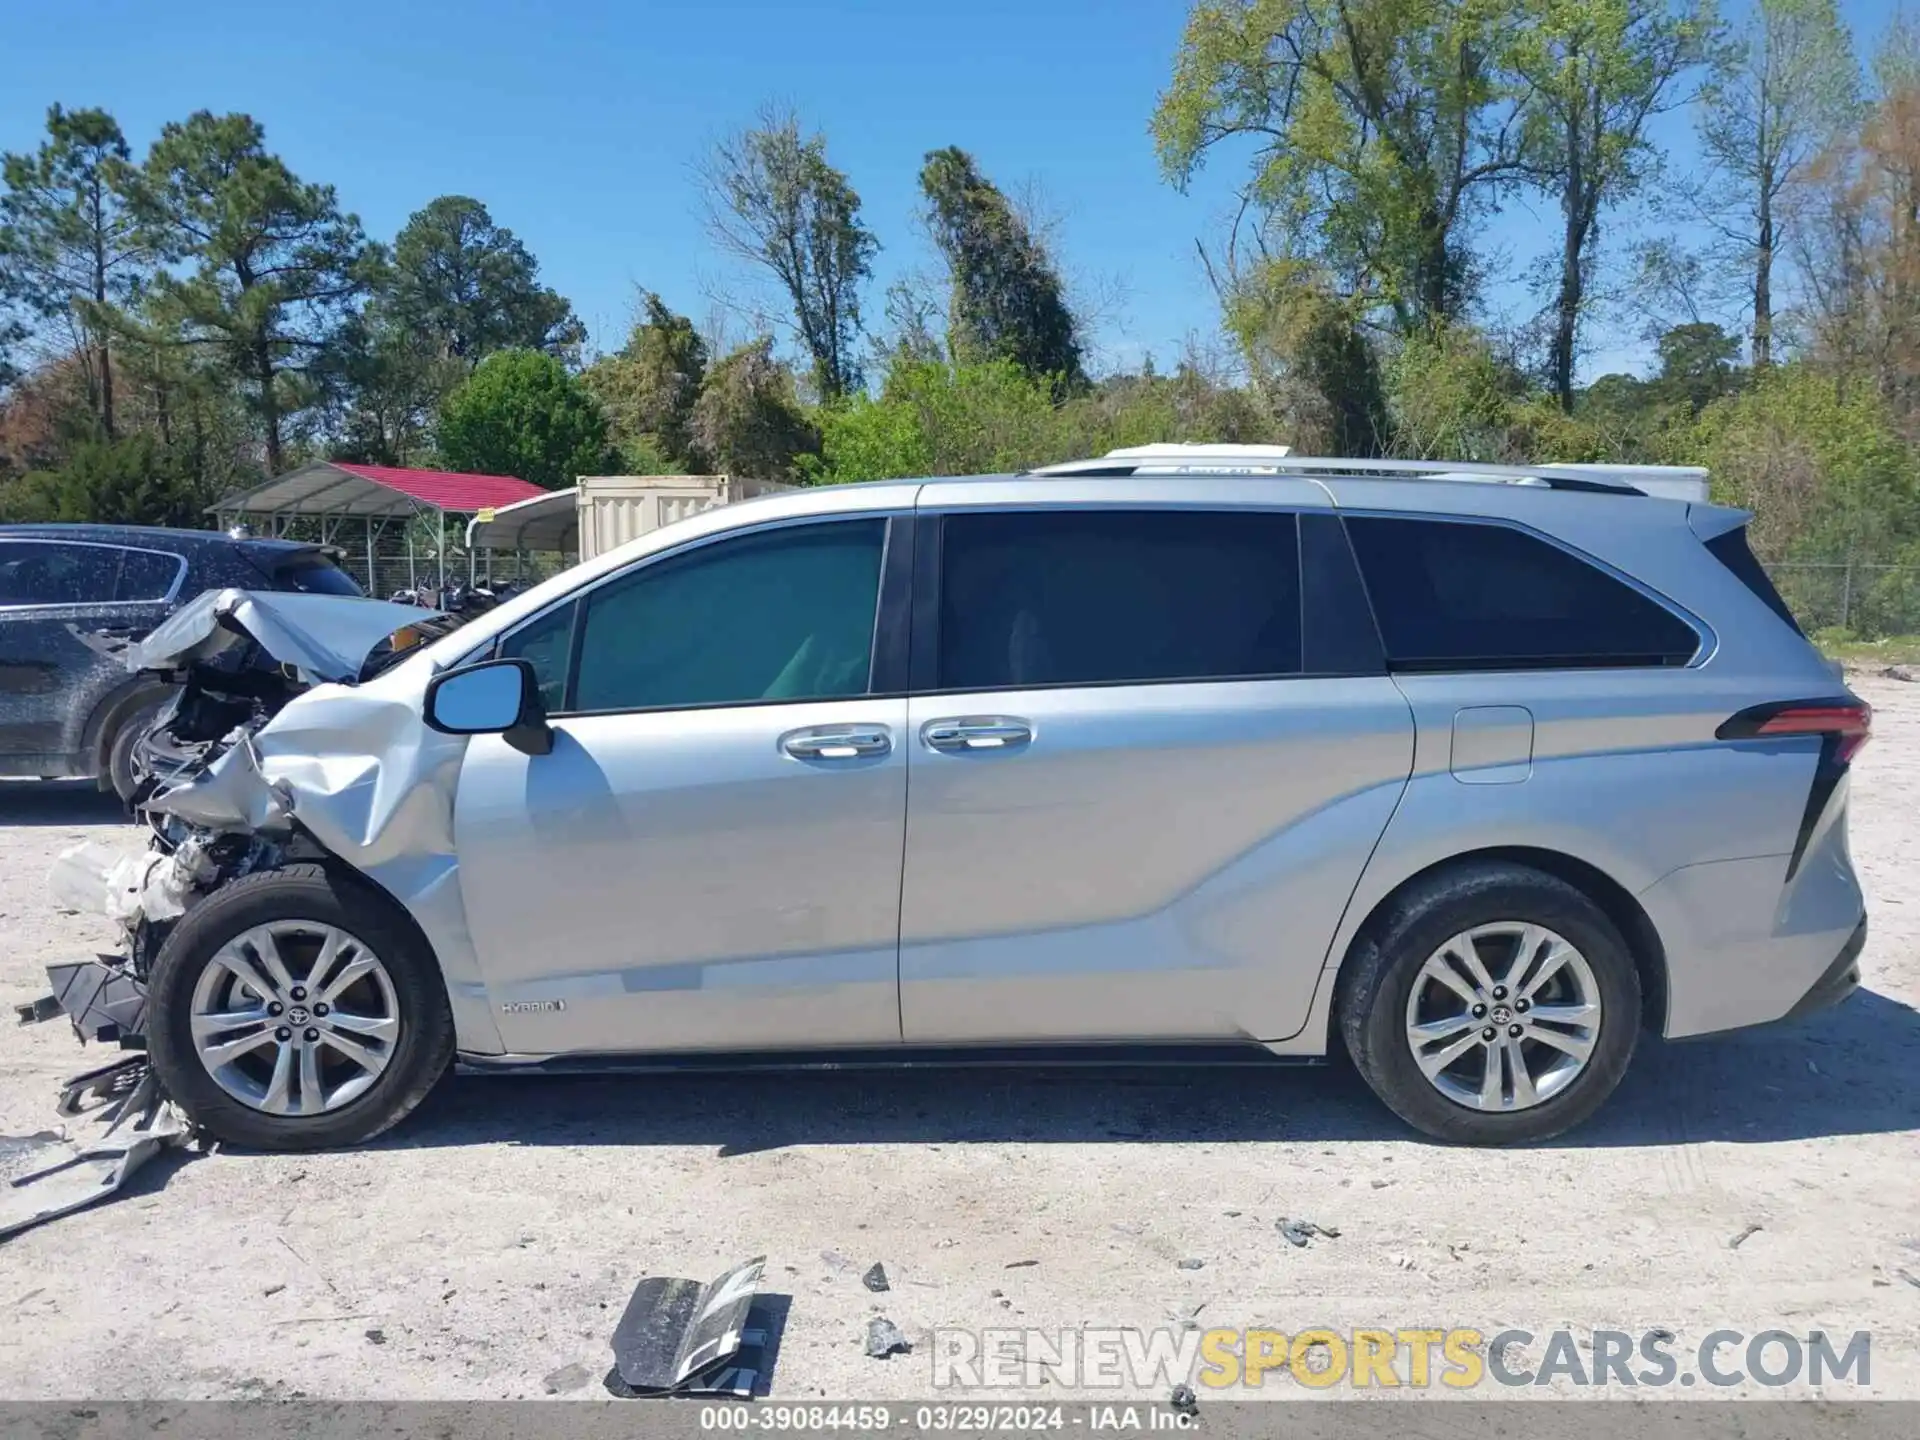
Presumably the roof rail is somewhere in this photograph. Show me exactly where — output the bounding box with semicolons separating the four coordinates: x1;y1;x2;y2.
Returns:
1025;449;1650;495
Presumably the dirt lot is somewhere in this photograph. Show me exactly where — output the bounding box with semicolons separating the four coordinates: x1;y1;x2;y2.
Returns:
1;677;1916;1402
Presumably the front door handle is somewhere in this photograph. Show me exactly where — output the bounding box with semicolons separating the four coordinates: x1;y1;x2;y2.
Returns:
781;725;892;760
922;716;1034;752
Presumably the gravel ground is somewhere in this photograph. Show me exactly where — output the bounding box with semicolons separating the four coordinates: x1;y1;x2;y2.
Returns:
1;676;1916;1402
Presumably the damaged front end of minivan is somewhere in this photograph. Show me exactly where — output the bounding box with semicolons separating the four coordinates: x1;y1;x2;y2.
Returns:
7;589;458;1236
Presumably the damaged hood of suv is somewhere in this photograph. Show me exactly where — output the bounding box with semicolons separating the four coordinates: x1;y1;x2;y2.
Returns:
130;588;439;685
136;588;455;841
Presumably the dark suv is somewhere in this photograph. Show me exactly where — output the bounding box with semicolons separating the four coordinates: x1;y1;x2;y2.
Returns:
0;524;362;800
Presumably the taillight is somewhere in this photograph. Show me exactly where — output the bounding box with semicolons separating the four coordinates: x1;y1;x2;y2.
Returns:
1717;698;1873;763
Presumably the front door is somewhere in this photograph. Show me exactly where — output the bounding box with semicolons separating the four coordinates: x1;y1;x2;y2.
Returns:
898;506;1415;1045
0;540;177;768
454;515;911;1055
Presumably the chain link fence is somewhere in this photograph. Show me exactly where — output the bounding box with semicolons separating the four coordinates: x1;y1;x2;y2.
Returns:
1763;561;1920;640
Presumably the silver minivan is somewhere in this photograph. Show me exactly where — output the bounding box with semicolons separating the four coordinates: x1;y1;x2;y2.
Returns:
54;453;1870;1150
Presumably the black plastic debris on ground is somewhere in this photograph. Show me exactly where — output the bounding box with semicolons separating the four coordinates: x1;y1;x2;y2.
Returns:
1170;1383;1199;1417
862;1263;890;1293
1276;1217;1339;1248
605;1257;788;1399
40;958;149;1044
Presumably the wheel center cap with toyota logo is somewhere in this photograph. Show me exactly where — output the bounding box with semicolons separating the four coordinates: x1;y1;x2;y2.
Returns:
285;1005;310;1026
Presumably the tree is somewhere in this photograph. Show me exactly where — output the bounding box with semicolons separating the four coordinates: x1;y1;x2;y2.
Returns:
1511;0;1709;409
1801;23;1920;433
688;338;819;480
917;148;1086;392
582;291;708;470
0;432;207;527
1224;260;1388;452
436;348;611;489
129;112;372;473
388;195;584;367
1154;0;1531;332
0;105;157;438
1653;320;1743;410
319;305;455;465
1384;323;1526;459
1698;0;1859;367
701;108;875;400
0;305;24;395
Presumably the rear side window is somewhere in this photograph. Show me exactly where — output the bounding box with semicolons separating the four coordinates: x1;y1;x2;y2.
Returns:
114;548;184;601
1703;526;1802;635
935;509;1301;690
271;555;364;596
1343;516;1700;671
0;541;118;605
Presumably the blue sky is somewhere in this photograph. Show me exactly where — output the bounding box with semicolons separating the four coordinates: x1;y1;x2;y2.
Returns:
3;0;1903;384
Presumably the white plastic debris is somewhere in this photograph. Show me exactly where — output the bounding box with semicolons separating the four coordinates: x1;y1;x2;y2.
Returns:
49;841;139;919
137;849;195;923
48;840;194;927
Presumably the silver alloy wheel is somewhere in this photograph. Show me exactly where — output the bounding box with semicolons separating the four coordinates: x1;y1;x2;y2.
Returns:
188;921;401;1116
1402;922;1602;1112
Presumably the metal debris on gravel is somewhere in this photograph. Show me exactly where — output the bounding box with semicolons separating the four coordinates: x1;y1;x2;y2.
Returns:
608;1257;768;1396
1728;1224;1763;1250
865;1318;911;1359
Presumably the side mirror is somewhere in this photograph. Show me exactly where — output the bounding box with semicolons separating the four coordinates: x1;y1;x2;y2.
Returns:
423;658;553;757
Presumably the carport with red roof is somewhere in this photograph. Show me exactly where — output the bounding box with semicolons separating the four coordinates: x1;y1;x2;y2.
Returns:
210;461;547;595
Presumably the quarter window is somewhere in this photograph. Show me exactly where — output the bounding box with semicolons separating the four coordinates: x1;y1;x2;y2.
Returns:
566;519;887;713
114;549;184;601
935;509;1303;690
1343;515;1699;671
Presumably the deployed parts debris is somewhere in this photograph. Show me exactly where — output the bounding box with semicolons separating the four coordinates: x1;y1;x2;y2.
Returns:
40;958;149;1044
605;1256;777;1398
0;1057;192;1241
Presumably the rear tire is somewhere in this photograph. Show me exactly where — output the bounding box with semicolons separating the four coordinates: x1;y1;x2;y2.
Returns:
147;864;455;1151
1336;861;1640;1144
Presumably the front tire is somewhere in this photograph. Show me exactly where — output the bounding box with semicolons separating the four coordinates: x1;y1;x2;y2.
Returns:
103;695;169;805
147;864;455;1150
1336;861;1640;1144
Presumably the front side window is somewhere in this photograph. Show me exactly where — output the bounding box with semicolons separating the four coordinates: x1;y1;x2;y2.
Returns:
564;518;887;714
0;541;118;606
1343;515;1700;671
497;598;578;714
935;509;1303;690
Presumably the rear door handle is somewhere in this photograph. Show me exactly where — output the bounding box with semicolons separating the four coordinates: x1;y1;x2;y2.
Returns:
922;717;1034;752
781;725;892;760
